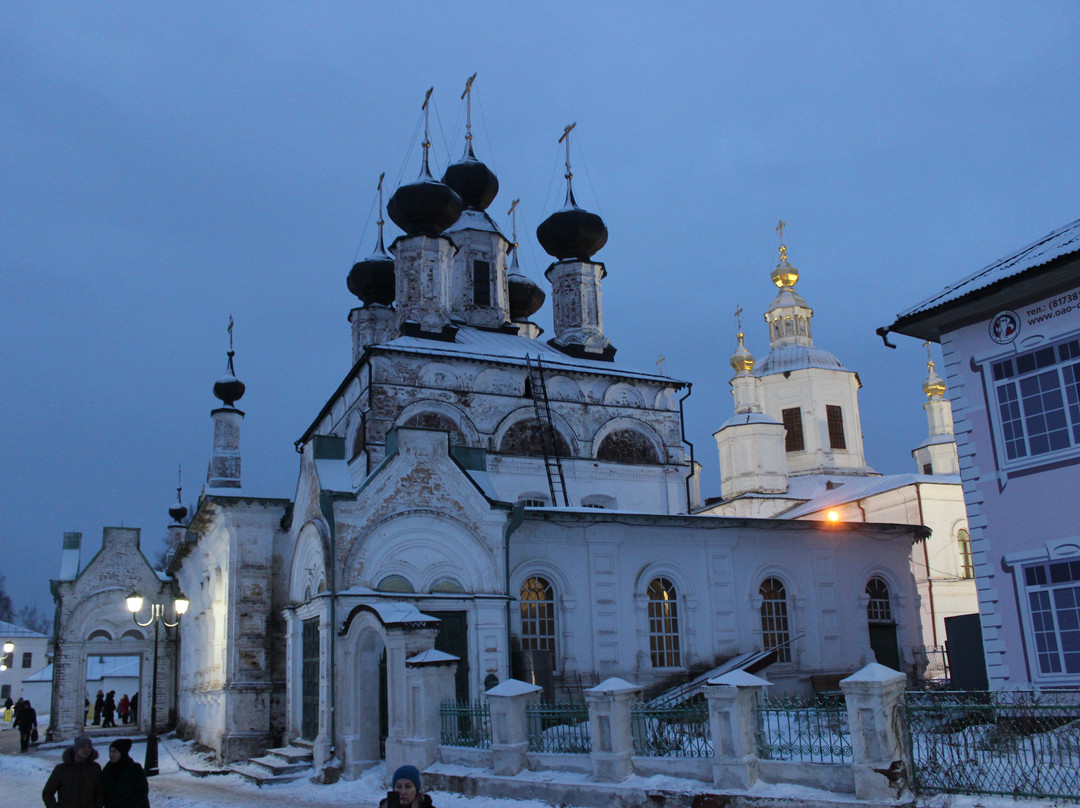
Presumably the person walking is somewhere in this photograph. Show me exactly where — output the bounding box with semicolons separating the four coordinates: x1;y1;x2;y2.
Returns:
14;699;37;752
93;691;104;726
42;735;104;808
102;692;117;728
380;765;433;808
117;695;130;726
102;738;149;808
128;693;138;725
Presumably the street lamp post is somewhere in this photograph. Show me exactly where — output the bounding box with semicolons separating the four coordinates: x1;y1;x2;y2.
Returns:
1;640;13;672
126;591;188;776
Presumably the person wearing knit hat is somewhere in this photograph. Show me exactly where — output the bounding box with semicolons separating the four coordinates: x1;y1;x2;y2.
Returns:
42;735;104;808
102;737;149;808
379;764;433;808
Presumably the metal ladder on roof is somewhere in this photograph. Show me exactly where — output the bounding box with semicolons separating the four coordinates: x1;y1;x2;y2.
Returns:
526;355;569;507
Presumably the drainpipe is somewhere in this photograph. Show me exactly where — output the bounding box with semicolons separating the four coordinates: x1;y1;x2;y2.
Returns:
914;482;938;647
504;504;526;682
678;383;695;513
318;489;339;765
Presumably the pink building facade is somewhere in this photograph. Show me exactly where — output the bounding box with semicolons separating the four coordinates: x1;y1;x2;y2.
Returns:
883;218;1080;689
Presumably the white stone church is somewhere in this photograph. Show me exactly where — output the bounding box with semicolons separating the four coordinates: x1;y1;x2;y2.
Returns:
26;105;953;774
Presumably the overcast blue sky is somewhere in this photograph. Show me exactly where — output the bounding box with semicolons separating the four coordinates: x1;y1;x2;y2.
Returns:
3;3;1078;614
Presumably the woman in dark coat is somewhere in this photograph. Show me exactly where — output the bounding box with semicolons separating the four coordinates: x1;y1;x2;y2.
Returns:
380;765;433;808
42;735;104;808
102;738;149;808
102;691;117;728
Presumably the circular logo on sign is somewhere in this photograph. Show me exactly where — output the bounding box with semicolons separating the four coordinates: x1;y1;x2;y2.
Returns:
989;310;1020;344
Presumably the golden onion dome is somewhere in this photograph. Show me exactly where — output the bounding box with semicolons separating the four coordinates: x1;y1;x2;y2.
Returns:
771;244;799;289
730;332;755;373
923;360;947;399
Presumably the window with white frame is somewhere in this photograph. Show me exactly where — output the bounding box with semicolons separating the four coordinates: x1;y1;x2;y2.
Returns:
647;577;681;667
989;337;1080;467
520;576;556;668
866;577;893;623
957;529;974;579
1022;559;1080;677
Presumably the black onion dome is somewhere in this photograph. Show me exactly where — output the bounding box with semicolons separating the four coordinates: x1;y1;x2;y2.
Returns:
536;190;608;260
169;500;188;524
508;271;545;320
213;351;245;407
348;235;395;305
441;145;499;211
386;161;463;237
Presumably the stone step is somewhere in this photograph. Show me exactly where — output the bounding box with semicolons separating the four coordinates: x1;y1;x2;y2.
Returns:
263;745;313;765
229;760;309;787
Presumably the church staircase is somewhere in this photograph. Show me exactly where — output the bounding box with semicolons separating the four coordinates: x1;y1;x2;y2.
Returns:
230;739;314;786
526;355;569;506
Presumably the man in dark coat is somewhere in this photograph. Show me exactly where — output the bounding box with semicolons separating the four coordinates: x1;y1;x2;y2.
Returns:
102;738;149;808
14;698;38;752
42;735;104;808
101;692;116;728
93;691;104;726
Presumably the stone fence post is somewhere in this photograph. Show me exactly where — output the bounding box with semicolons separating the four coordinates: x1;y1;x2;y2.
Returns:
840;662;910;802
584;678;642;782
704;670;769;789
388;649;458;775
486;679;541;776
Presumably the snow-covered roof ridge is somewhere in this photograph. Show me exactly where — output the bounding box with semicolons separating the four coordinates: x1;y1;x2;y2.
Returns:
897;216;1080;320
0;619;49;638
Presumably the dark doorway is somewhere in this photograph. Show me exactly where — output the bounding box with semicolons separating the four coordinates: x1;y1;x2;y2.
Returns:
301;618;319;740
427;610;469;701
378;648;388;757
869;624;901;671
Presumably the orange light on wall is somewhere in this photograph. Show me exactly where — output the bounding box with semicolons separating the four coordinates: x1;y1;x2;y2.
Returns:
827;510;840;522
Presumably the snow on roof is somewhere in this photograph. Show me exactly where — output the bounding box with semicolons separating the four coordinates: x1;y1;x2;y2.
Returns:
375;325;686;386
443;209;504;237
897;217;1080;320
756;344;848;375
843;661;906;683
0;620;48;639
407;649;458;665
780;472;961;518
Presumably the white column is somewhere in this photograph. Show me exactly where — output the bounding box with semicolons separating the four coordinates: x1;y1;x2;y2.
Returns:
486;679;542;776
704;670;769;789
840;663;910;802
584;677;642;782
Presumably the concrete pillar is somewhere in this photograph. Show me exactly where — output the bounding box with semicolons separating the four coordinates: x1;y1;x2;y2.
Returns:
486;679;541;776
383;625;439;779
704;670;769;789
840;663;910;801
584;677;642;782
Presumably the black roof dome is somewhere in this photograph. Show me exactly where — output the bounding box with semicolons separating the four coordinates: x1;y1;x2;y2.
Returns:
169;500;187;524
508;270;545;320
213;350;245;407
537;187;608;261
348;230;395;305
387;152;462;237
442;143;499;211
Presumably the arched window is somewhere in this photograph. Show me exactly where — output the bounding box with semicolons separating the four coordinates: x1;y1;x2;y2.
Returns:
647;577;681;667
431;578;465;594
596;430;660;465
351;423;366;459
759;578;791;662
499;421;571;457
119;629;144;641
520;577;556;667
957;529;973;579
87;630;112;642
866;577;893;623
403;412;465;446
376;574;414;593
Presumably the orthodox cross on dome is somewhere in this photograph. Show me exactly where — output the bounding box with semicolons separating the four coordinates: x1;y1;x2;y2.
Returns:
226;314;238;375
735;304;744;334
776;218;789;263
421;86;434;170
376;172;386;240
559;122;577;202
507;198;521;268
657;354;665;374
461;72;477;154
923;340;933;360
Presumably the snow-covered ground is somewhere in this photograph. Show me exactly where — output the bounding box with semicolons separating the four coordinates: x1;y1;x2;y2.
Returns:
0;736;1066;808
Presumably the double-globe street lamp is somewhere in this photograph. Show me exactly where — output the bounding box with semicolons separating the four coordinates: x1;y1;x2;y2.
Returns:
1;640;14;671
125;591;188;776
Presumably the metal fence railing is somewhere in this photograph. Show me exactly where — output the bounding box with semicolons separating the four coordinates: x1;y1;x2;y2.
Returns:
906;689;1080;799
527;701;592;753
631;699;712;757
439;699;492;749
756;693;852;764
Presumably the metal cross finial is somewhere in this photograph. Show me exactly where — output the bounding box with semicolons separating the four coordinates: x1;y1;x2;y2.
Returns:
507;198;521;268
657;354;665;374
776;219;786;243
461;73;477;151
923;340;933;360
176;464;183;502
227;315;234;352
559;122;577;197
421;87;434;165
735;305;744;333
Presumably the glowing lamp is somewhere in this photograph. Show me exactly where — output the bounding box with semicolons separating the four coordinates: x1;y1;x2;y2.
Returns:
827;510;840;522
126;592;145;614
